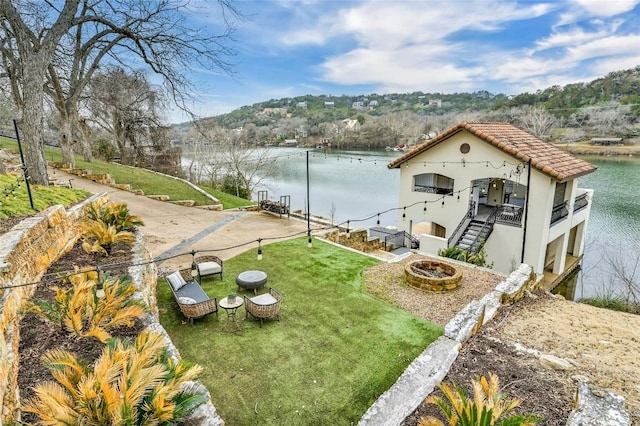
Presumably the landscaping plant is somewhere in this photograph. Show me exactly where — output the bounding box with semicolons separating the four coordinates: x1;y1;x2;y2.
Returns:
84;201;144;231
439;245;493;269
420;373;539;426
27;269;147;343
80;218;137;255
22;329;206;425
80;201;142;255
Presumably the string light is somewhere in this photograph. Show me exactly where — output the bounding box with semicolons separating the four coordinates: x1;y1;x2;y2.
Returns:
190;249;198;278
96;266;105;299
257;238;263;260
402;207;406;220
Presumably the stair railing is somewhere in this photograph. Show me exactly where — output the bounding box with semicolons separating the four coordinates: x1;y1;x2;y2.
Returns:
467;206;499;254
447;203;475;247
384;230;419;251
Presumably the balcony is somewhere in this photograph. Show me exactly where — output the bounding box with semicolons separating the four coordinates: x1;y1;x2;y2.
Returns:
573;192;589;213
496;204;523;226
550;200;569;225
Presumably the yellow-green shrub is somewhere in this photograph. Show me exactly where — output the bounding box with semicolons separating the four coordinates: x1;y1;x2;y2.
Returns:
22;330;206;424
27;269;147;342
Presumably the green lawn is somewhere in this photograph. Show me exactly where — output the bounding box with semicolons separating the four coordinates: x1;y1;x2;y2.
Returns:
158;238;443;425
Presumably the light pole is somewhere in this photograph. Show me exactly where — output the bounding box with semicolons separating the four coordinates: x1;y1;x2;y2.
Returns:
307;150;312;248
13;119;35;210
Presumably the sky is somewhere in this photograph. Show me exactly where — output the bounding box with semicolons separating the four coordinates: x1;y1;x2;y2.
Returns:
169;0;640;123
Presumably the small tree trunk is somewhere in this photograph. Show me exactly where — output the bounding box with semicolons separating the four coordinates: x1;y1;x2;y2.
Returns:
59;116;76;167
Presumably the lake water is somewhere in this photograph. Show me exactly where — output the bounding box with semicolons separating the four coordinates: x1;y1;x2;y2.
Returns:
251;147;640;301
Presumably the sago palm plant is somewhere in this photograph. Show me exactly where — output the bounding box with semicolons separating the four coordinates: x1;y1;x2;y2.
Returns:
85;201;144;231
80;218;136;255
420;373;539;426
27;269;147;342
22;329;206;425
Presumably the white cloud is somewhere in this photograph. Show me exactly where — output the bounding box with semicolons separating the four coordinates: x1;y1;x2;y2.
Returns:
533;21;622;52
572;0;640;17
565;34;640;61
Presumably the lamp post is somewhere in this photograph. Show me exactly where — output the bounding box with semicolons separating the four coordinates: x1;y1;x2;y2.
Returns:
307;150;312;248
12;119;34;210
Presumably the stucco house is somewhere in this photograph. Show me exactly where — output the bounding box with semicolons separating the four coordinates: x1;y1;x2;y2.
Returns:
387;122;597;285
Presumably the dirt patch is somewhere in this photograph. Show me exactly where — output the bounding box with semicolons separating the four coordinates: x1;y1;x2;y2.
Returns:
491;292;640;424
0;215;29;234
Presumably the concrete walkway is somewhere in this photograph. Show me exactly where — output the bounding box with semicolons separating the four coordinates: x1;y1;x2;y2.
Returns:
50;168;313;271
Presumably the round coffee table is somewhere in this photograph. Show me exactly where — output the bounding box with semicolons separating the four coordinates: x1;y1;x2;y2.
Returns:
236;270;268;294
219;296;244;332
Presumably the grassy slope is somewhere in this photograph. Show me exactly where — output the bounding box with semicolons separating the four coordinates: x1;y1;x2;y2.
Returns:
0;137;252;209
0;173;89;219
158;238;442;425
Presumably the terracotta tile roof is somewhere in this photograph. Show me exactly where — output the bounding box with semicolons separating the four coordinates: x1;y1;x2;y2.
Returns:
388;122;597;182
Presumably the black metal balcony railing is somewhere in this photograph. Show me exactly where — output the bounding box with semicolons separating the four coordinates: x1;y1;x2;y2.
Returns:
413;185;454;195
573;193;589;213
550;200;569;225
496;205;523;226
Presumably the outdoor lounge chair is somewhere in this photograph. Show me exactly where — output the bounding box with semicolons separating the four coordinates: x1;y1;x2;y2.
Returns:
195;255;223;281
166;269;218;325
245;287;282;327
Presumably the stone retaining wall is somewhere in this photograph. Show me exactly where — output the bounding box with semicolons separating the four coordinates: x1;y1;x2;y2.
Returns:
0;195;223;425
323;228;384;253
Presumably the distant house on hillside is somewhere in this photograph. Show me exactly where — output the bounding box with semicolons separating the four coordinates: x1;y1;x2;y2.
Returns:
388;121;597;289
324;101;335;108
295;127;307;138
297;101;307;109
282;139;298;147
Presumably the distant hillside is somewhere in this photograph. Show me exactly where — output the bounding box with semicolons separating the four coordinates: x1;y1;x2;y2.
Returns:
190;66;640;130
199;91;509;130
505;66;640;116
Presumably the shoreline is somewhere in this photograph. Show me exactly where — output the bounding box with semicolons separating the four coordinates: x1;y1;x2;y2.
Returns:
555;141;640;157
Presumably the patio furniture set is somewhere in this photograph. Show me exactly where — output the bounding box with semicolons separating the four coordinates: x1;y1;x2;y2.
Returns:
166;255;282;329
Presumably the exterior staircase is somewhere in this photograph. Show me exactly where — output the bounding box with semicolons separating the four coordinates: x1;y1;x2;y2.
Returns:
451;207;499;254
455;220;491;253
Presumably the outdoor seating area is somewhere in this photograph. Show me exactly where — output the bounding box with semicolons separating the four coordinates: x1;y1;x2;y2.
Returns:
166;269;218;325
245;287;282;327
167;268;281;329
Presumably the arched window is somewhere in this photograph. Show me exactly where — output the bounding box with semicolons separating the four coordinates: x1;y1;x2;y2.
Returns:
413;173;454;195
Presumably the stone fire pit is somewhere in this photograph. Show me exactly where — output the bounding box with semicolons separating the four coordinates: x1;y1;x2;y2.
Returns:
404;259;463;292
